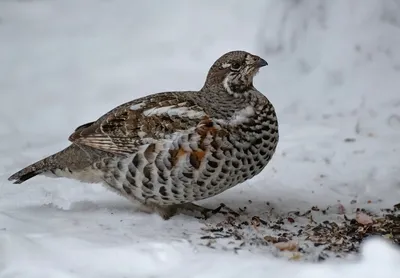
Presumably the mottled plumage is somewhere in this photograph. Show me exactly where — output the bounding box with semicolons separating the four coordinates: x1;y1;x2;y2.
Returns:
8;50;279;219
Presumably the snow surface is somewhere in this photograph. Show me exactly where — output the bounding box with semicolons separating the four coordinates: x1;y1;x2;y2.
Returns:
1;0;400;277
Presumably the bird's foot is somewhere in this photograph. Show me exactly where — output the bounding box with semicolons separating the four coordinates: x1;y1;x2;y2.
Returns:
145;202;240;220
172;202;240;220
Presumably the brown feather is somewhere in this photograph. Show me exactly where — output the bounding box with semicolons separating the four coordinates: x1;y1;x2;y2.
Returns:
68;92;209;154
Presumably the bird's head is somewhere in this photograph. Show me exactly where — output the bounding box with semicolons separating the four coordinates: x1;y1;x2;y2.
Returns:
203;50;268;95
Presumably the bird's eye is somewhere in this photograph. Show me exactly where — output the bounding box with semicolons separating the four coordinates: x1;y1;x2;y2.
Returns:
230;62;241;71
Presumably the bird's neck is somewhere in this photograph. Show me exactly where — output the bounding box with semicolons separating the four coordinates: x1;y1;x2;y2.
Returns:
197;84;266;120
202;83;266;103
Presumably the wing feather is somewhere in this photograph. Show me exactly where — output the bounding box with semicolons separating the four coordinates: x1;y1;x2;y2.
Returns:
68;92;209;154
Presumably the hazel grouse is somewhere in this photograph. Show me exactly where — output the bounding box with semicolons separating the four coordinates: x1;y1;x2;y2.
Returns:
8;50;279;219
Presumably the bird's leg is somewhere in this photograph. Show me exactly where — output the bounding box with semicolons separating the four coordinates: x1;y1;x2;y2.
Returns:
155;206;179;220
175;203;219;219
140;204;178;220
146;202;240;220
171;202;240;219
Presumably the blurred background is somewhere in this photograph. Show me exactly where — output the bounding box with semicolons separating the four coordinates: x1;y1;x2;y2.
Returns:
1;0;400;206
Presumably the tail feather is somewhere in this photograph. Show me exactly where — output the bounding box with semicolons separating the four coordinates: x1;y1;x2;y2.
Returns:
8;154;55;184
8;144;107;184
9;169;43;184
9;144;73;184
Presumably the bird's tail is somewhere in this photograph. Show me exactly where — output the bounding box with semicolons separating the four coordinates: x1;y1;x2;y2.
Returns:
8;156;58;184
8;144;95;184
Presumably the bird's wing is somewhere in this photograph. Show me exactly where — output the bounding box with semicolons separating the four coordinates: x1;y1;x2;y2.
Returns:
68;92;214;155
73;121;95;132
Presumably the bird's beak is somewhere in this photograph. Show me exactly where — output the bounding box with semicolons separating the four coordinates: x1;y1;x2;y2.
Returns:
257;58;268;68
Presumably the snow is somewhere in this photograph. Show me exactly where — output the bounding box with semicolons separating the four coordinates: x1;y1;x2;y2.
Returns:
1;0;400;277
